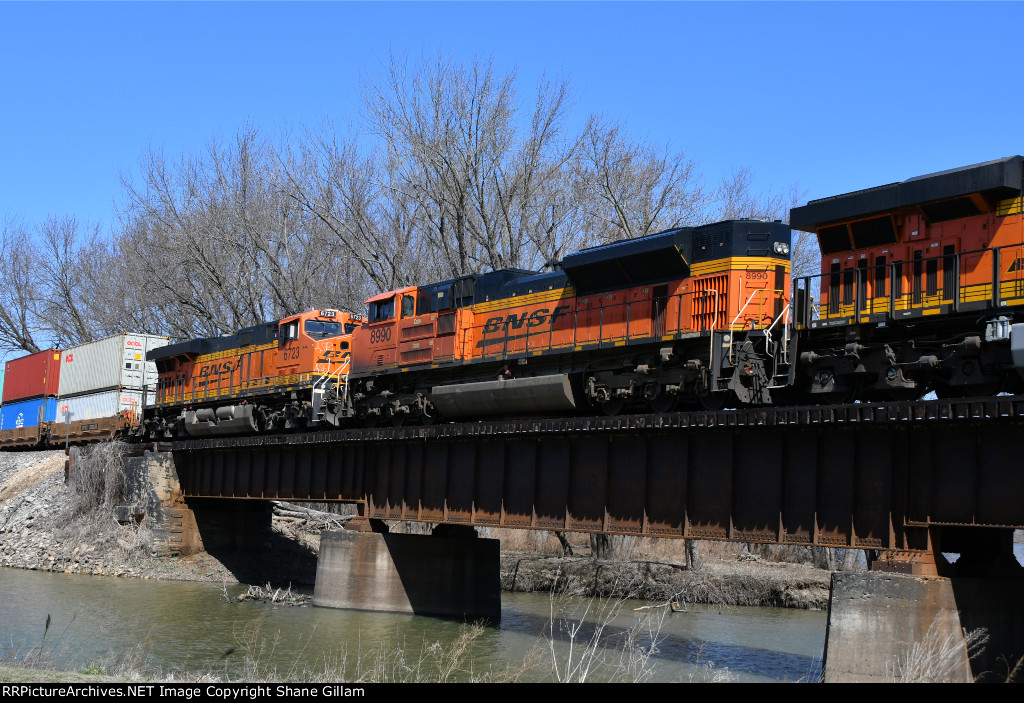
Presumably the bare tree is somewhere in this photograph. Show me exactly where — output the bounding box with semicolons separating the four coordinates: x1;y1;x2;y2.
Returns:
711;166;803;223
0;216;43;353
575;117;704;246
356;52;584;277
278;122;425;295
116;125;349;340
35;215;104;347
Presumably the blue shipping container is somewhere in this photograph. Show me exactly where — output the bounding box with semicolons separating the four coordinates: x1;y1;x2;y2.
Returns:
0;397;58;430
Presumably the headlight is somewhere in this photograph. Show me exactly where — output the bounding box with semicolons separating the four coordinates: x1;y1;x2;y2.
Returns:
773;241;790;255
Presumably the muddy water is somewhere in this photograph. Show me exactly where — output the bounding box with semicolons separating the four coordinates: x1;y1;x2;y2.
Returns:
0;568;826;683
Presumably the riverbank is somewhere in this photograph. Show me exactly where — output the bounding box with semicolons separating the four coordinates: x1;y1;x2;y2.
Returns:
0;449;830;609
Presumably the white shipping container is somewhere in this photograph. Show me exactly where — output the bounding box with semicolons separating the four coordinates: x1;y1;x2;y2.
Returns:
56;389;147;423
57;333;169;397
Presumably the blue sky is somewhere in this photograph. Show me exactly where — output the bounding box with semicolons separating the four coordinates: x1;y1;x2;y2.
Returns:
2;1;1022;232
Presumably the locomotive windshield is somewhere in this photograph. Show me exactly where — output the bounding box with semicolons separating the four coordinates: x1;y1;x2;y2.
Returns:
305;320;344;338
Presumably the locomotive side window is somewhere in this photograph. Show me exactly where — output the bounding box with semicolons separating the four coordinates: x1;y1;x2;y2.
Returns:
401;294;415;318
281;320;299;341
369;297;395;322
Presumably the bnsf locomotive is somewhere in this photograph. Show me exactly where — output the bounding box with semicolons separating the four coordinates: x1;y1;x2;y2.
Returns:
145;217;791;436
2;155;1023;446
789;155;1024;403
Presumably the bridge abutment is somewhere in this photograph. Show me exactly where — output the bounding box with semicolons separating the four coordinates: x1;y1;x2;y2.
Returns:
312;526;501;621
823;570;1024;682
121;449;203;556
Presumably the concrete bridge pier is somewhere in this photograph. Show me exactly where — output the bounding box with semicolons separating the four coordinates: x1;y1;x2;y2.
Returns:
823;539;1024;682
312;523;502;622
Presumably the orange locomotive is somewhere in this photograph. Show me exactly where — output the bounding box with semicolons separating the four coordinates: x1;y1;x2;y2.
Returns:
146;308;362;437
790;155;1024;401
337;219;792;425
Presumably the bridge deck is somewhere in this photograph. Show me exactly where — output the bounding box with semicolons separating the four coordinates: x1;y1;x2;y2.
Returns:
166;395;1024;549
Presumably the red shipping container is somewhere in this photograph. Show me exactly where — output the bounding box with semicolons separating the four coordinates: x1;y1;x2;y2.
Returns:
2;349;61;403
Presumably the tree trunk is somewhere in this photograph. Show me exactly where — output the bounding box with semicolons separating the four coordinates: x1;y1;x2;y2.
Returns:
590;534;636;560
841;547;860;571
685;540;702;570
812;546;839;571
554;531;574;556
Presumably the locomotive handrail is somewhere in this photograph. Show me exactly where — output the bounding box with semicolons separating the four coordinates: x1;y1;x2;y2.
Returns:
807;243;1024;325
728;288;783;364
700;288;720;373
762;301;790;369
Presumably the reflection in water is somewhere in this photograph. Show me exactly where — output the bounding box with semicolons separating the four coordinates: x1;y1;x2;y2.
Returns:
0;569;825;683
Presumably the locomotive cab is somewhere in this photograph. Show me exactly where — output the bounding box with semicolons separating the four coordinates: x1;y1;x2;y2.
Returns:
277;308;360;385
352;287;440;374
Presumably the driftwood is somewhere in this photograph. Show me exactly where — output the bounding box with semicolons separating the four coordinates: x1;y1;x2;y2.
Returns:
270;501;355;532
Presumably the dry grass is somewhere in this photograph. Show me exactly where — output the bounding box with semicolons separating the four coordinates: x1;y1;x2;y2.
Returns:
887;615;989;683
226;611;500;683
60;441;129;524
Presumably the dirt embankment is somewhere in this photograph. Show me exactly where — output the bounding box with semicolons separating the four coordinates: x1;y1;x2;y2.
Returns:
0;449;831;609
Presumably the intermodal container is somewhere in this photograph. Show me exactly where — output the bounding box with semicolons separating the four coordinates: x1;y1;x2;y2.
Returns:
2;349;61;403
0;397;58;430
56;389;147;424
57;333;169;398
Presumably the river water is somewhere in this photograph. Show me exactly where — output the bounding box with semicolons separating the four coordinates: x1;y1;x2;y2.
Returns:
0;568;825;683
5;545;1021;683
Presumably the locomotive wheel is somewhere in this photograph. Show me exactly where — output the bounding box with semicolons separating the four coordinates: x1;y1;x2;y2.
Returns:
649;392;678;414
420;404;439;426
697;391;731;411
936;381;1003;400
882;388;926;402
598;398;626;416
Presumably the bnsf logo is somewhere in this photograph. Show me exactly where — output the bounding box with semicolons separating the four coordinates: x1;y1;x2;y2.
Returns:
483;305;571;334
199;360;240;377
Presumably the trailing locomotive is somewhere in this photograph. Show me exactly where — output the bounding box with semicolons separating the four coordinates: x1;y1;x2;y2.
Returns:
3;154;1024;446
789;155;1024;402
328;219;792;426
